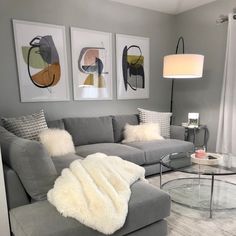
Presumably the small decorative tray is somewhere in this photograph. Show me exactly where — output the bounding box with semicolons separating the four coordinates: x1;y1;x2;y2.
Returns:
191;153;222;166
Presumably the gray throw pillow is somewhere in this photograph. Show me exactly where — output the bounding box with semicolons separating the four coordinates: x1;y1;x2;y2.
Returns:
0;126;58;201
1;110;48;141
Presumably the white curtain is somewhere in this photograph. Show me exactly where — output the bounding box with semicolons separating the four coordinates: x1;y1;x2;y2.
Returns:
216;14;236;154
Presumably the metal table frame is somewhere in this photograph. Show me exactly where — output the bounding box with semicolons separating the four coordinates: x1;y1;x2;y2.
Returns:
160;163;217;218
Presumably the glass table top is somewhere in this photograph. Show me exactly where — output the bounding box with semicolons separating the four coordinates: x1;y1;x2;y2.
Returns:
162;177;236;212
160;152;236;176
162;178;236;210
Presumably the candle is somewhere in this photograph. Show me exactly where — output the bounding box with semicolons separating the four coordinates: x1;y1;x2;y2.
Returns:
195;149;206;158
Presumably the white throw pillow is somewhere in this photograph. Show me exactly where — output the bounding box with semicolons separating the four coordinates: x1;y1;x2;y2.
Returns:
39;129;75;157
122;123;164;143
138;108;172;138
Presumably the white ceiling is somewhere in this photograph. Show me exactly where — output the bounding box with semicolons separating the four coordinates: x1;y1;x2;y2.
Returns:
109;0;217;15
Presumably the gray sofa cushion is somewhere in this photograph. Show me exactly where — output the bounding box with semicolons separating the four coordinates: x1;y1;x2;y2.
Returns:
10;181;170;236
51;153;84;174
143;163;170;176
47;119;65;130
0;126;20;167
112;114;139;143
170;125;185;140
63;116;114;146
126;139;194;165
0;126;57;201
76;143;146;165
3;165;30;210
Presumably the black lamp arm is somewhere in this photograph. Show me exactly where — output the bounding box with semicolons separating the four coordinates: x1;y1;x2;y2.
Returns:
175;36;185;54
170;36;185;120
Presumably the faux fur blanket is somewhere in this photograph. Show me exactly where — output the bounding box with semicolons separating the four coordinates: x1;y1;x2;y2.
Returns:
47;153;146;235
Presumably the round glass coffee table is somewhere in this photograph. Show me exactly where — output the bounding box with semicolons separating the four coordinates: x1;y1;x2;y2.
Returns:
160;152;236;218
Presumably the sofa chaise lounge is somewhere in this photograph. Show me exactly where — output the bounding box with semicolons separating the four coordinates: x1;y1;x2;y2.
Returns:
1;114;193;236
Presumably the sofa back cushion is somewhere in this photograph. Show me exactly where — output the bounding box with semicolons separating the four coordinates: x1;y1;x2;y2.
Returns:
63;116;114;146
112;114;139;143
0;126;57;201
47;119;65;130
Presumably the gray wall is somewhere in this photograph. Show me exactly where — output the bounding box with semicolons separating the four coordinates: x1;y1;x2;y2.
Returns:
1;0;233;151
0;0;175;120
174;0;236;151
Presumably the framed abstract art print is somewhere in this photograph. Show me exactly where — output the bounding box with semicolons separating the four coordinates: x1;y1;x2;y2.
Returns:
13;20;69;102
116;34;150;100
71;27;112;100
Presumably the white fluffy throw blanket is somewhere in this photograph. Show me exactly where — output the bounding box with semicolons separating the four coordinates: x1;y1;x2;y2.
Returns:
47;153;146;235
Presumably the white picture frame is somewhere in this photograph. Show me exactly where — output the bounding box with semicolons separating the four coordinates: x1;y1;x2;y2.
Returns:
13;19;70;102
71;27;113;100
116;34;150;100
188;113;200;127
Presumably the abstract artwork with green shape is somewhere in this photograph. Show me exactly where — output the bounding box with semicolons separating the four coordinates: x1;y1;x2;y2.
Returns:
127;55;144;66
21;46;45;69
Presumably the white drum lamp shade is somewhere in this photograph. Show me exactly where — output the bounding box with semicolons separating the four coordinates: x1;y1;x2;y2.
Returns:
163;54;204;79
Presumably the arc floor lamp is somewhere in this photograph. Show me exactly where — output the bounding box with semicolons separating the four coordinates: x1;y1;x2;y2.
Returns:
163;37;204;115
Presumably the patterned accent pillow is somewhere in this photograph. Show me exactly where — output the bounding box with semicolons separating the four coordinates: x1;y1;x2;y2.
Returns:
138;108;172;138
1;110;48;141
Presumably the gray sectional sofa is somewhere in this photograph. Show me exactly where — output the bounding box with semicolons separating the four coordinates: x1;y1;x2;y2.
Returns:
56;114;193;176
1;114;194;236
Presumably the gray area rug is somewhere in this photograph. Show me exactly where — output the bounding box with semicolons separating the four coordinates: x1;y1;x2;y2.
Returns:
148;172;236;236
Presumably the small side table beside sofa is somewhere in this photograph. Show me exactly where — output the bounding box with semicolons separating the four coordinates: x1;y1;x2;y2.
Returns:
182;125;209;150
